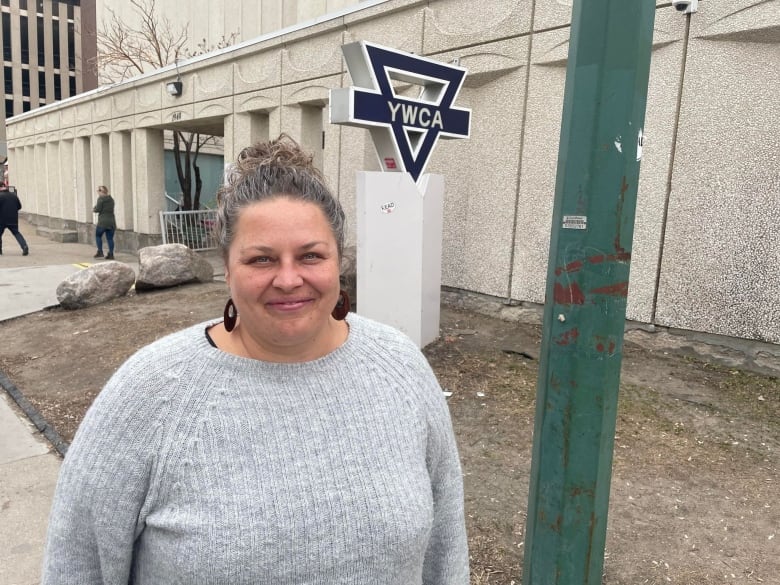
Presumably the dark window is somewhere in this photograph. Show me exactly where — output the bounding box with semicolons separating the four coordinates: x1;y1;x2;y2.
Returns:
20;16;29;64
20;0;28;10
52;20;60;68
36;0;43;15
68;73;75;96
67;21;74;69
22;100;30;112
67;3;73;20
36;16;44;65
51;1;57;17
53;72;61;99
38;69;44;98
4;66;11;93
21;68;30;96
2;13;11;62
5;98;13;119
0;0;9;8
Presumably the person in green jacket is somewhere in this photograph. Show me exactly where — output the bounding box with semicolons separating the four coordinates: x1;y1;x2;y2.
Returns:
93;185;116;259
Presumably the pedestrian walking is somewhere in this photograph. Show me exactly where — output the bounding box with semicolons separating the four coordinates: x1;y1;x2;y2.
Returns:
0;182;29;256
93;185;116;259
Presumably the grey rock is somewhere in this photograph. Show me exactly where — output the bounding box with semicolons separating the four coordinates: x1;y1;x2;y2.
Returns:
135;243;214;291
56;261;136;309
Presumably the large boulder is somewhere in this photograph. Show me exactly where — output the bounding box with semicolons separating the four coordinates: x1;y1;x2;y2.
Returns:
56;261;136;309
135;243;214;291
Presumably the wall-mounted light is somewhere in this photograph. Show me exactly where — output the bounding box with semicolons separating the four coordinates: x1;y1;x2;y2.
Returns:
166;80;183;97
166;59;183;97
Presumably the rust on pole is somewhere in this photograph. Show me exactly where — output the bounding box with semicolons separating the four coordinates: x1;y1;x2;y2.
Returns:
522;1;657;584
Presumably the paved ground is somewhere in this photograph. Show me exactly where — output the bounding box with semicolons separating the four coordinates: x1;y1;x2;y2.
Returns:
0;219;227;585
0;219;125;585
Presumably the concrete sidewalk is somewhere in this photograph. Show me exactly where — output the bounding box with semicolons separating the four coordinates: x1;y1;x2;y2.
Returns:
0;218;115;584
0;218;227;584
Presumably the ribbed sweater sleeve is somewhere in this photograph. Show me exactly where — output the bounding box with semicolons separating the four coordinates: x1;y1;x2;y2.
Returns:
42;314;469;585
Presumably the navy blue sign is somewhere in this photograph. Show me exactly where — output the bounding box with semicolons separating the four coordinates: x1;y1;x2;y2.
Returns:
330;41;471;182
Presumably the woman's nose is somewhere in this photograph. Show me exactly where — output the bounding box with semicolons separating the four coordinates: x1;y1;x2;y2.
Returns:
272;260;304;290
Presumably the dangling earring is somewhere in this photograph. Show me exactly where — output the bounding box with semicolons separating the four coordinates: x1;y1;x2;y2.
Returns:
332;290;351;321
224;298;238;332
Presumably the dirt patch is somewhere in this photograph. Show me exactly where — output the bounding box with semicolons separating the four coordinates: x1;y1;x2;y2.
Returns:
1;283;778;584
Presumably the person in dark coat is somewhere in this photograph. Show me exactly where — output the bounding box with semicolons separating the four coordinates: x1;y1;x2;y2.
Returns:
93;185;116;259
0;182;29;256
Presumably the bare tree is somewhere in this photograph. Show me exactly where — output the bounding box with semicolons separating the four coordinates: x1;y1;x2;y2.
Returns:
93;0;238;210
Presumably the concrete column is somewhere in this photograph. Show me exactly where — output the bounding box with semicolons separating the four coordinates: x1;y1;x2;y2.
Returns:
109;131;133;230
60;139;76;221
225;112;271;163
74;137;92;223
132;128;165;235
33;143;47;216
45;141;61;221
90;134;110;193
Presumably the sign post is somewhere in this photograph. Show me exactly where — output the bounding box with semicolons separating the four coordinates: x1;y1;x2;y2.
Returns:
330;41;471;346
522;1;656;583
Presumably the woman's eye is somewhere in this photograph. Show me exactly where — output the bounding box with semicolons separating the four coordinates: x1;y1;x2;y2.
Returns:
302;252;321;261
252;256;272;264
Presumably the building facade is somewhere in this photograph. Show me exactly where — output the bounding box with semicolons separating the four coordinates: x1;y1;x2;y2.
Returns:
0;0;96;157
5;0;780;346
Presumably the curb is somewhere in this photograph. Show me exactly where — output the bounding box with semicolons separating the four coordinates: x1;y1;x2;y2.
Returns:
0;369;68;457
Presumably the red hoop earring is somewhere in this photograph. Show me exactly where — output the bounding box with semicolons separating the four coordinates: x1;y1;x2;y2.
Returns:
332;290;351;321
223;298;238;332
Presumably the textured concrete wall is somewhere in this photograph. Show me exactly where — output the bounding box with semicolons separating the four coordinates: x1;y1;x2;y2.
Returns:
6;0;779;344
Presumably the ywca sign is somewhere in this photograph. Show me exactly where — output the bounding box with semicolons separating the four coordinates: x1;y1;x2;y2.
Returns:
330;41;471;182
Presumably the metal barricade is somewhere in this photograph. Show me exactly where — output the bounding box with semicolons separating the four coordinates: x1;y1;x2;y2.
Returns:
159;209;219;251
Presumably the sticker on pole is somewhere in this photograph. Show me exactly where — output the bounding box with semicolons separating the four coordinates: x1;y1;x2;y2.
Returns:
562;215;587;230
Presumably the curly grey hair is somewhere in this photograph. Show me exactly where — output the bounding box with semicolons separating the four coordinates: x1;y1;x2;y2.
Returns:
215;134;345;260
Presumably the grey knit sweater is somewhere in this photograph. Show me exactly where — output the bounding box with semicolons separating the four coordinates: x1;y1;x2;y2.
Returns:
42;313;469;584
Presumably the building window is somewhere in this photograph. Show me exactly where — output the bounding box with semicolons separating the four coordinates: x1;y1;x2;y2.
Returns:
67;21;74;69
68;73;75;95
5;98;13;119
20;15;30;65
21;68;30;96
2;12;11;62
38;69;44;98
54;72;61;100
4;66;11;93
36;0;43;15
36;16;44;65
52;19;60;68
67;3;73;20
0;0;9;7
22;99;30;112
20;0;28;10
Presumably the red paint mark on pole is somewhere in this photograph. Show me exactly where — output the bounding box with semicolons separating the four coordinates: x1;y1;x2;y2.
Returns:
554;282;586;305
555;328;580;346
587;252;631;265
590;282;629;297
555;260;584;276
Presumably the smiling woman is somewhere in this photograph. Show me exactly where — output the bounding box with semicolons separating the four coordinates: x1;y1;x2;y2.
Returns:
41;135;469;585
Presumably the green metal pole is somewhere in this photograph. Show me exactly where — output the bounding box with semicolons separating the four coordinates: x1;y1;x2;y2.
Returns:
522;1;656;584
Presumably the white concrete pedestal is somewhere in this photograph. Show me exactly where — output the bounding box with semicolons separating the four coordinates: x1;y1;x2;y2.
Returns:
356;171;444;347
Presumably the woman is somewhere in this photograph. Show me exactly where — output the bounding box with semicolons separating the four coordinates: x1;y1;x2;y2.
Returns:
42;135;469;584
93;185;116;259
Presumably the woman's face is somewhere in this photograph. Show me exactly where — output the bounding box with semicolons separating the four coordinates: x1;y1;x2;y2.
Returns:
224;197;342;359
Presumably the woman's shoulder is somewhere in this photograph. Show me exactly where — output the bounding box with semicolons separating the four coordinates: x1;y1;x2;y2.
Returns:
113;321;216;381
344;313;434;375
346;313;419;352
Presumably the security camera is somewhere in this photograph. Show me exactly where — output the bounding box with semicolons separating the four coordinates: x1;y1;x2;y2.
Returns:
672;0;698;14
